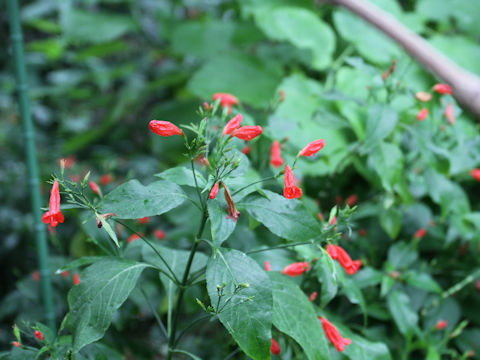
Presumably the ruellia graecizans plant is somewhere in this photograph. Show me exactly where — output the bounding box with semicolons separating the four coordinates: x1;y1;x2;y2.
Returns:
18;93;364;360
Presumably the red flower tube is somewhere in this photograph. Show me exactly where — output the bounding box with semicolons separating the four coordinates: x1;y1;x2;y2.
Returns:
417;108;429;121
435;320;447;330
138;216;149;224
270;140;284;168
209;182;219;199
232;126;263;141
346;194;357;207
213;93;239;115
34;330;44;341
149;120;183;136
283;165;302;199
281;262;310;276
319;317;352;352
13;341;21;348
222;114;243;135
471;169;480;181
327;245;362;275
299;139;325;157
89;181;101;196
414;228;427;238
73;273;80;286
271;338;281;355
154;229;166;240
433;83;453;95
241;146;251;155
42;181;64;227
309;291;318;302
127;234;140;243
264;261;271;272
100;174;112;185
444;103;455;125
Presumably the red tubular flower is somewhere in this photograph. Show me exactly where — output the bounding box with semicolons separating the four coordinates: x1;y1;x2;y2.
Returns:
445;103;455;125
319;317;352;352
61;270;70;278
264;261;271;272
42;181;64;227
73;273;80;286
327;245;362;275
149;120;183;136
241;146;251;155
471;169;480;181
13;341;21;348
345;260;363;275
433;83;453;95
299;139;325;157
138;216;149;224
34;330;44;341
330;216;337;226
213;93;239;115
309;291;318;302
270;140;284;168
100;174;112;185
209;183;219;199
32;270;41;282
271;338;281;355
281;262;310;276
89;181;101;196
154;229;166;240
417;108;429;121
326;244;338;259
222;114;243;135
414;228;427;238
232;126;263;141
435;320;448;330
127;234;141;243
415;91;432;102
346;194;357;207
283;165;302;199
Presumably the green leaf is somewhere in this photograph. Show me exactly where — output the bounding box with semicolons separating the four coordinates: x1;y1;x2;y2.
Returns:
404;271;442;293
188;53;283;108
100;179;187;219
388;242;418;269
315;251;338;306
341;331;392;360
63;258;148;352
269;272;330;359
239;190;321;241
363;105;398;153
370;142;404;192
155;165;207;188
207;199;237;248
255;7;335;70
379;207;402;239
206;249;272;360
96;213;119;247
386;291;419;336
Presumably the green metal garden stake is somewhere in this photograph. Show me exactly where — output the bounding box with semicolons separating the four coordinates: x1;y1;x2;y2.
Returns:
7;0;56;330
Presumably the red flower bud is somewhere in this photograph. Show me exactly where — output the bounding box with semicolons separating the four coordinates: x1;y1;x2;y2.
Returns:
13;341;21;348
346;194;357;207
61;270;70;278
281;262;310;276
203;102;210;111
299;139;325;157
213;93;239;113
330;216;337;226
32;270;41;282
209;182;219;199
414;228;427;238
149;120;183;136
435;320;447;330
138;216;149;224
433;83;453;95
232;126;263;141
89;181;101;196
222;114;243;135
415;91;432;102
127;234;141;243
73;273;80;286
58;156;76;169
326;244;338;259
154;229;166;240
34;330;44;341
270;140;284;168
317;213;324;222
444;103;455;125
417;108;429;121
319;317;352;352
283;165;302;199
471;169;480;181
309;291;318;302
100;174;112;185
264;261;271;272
271;338;281;355
42;181;64;228
241;146;251;155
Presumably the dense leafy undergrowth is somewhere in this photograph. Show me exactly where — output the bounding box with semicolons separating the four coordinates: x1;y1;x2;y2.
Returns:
1;0;480;359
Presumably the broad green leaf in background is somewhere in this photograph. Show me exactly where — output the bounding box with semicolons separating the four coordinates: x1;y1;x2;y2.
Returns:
155;165;207;188
269;272;330;360
369;142;404;192
206;249;272;360
386;290;419;336
207;199;237;249
315;252;338;306
188;53;283;108
404;271;442;293
363;105;399;153
379;207;402;239
100;179;187;219
387;242;418;269
341;329;392;360
239;190;321;241
254;7;335;70
63;258;148;352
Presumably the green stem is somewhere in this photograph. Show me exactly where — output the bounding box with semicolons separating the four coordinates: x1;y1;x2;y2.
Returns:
231;175;279;197
166;209;208;360
7;0;55;331
247;240;314;254
190;159;205;208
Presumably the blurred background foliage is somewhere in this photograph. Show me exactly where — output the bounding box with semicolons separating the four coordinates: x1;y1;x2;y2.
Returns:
1;0;480;358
